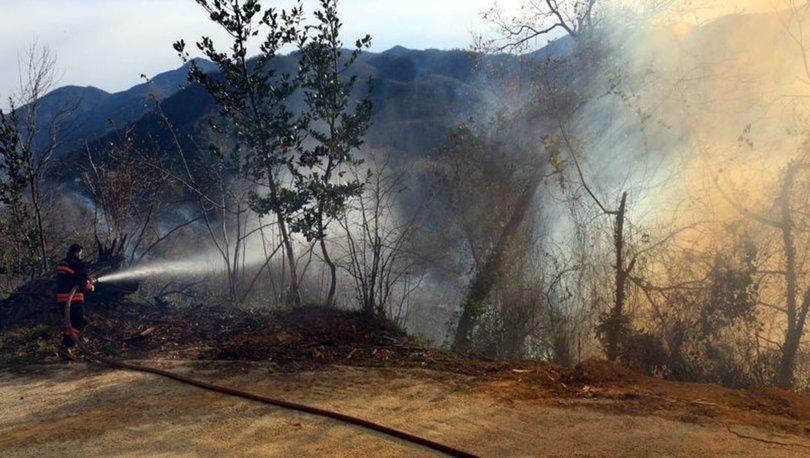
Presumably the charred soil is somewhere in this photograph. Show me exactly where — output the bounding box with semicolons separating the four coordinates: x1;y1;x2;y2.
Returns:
1;298;809;445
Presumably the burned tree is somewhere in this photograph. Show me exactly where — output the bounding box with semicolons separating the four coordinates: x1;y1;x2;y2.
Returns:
150;98;281;304
434;116;549;355
0;44;71;278
80;124;179;266
338;152;424;322
479;0;599;52
448;0;610;358
91;235;141;302
452;165;546;354
558;129;636;362
719;161;810;388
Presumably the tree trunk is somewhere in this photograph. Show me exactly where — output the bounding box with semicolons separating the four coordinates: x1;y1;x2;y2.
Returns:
276;211;301;306
264;172;301;306
776;325;802;390
778;290;810;388
29;179;49;272
605;192;628;362
452;167;544;354
320;236;337;306
775;164;800;389
775;229;798;388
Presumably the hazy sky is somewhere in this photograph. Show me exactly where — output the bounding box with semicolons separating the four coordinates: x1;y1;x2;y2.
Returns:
0;0;524;98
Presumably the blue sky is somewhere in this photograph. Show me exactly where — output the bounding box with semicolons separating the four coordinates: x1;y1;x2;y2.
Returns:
0;0;523;98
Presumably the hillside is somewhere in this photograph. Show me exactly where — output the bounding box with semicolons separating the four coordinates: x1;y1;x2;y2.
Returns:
1;301;809;456
3;8;810;456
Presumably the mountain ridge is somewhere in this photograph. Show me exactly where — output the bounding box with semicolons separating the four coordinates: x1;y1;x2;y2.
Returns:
19;59;217;158
29;8;769;182
50;45;556;183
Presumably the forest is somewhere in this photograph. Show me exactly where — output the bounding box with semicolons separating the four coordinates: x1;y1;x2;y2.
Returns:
1;0;809;397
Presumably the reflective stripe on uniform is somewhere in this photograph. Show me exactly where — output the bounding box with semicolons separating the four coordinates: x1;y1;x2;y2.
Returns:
56;264;76;275
56;293;84;303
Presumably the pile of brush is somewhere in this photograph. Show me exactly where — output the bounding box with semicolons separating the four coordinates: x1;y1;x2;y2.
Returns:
0;237;139;332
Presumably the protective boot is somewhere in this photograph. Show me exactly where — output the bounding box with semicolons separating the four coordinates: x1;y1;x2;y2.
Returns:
58;328;82;362
57;345;78;362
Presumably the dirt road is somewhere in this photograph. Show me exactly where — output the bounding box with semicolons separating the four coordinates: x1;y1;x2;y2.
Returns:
1;362;808;457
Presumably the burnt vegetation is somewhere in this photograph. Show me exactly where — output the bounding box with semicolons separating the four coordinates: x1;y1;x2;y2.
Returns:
1;0;810;394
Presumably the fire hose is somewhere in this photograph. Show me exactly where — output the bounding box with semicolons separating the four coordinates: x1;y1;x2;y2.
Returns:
63;286;477;458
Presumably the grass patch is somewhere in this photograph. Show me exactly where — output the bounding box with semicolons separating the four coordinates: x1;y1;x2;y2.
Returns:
0;324;57;368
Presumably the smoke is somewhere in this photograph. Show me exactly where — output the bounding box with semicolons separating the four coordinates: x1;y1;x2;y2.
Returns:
558;1;810;227
437;0;810;360
539;0;810;356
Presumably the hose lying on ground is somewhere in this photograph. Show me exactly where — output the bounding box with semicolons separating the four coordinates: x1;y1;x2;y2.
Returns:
63;286;477;458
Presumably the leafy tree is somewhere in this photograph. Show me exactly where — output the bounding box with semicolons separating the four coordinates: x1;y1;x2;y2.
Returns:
0;107;36;276
0;109;27;209
175;0;307;304
293;0;373;306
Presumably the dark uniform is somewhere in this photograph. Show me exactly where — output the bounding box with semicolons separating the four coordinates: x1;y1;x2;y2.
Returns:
56;254;94;350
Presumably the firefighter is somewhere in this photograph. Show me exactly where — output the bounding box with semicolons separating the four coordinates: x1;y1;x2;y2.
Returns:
56;244;95;361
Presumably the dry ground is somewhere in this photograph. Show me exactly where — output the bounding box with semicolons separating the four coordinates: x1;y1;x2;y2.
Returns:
2;361;809;457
